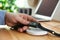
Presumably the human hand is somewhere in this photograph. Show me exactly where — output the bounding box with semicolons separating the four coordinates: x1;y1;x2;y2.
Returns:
5;13;37;32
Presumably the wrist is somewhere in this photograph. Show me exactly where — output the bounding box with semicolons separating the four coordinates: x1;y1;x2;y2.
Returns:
5;12;11;24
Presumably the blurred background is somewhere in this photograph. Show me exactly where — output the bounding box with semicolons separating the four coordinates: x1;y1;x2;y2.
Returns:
0;0;38;12
0;0;60;21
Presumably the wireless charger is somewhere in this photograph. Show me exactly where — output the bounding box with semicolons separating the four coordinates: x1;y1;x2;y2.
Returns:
26;27;48;35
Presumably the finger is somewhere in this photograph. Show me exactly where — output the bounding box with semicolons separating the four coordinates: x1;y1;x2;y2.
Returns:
18;28;23;32
19;14;37;22
22;26;28;31
27;15;37;22
16;16;29;25
20;15;28;21
18;15;27;21
19;14;28;21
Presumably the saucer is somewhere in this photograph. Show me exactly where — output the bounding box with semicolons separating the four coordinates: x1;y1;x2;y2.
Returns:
26;27;48;35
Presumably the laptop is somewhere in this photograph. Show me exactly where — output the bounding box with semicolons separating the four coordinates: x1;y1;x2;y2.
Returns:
32;0;59;21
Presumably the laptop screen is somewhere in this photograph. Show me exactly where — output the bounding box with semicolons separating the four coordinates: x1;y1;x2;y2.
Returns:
36;0;59;17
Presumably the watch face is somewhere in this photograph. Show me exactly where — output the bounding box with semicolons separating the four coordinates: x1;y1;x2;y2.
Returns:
26;27;48;35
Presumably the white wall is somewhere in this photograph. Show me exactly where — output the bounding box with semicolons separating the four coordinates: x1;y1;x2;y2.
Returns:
53;0;60;21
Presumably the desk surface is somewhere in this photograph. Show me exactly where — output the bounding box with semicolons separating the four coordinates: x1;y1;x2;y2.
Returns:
0;21;60;40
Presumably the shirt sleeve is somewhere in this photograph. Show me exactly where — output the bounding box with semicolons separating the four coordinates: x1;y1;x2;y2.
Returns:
0;10;6;25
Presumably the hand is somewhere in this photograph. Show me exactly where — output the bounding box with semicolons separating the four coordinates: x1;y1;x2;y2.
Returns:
5;12;37;32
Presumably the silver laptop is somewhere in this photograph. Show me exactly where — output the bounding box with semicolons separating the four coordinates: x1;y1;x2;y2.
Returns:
32;0;59;21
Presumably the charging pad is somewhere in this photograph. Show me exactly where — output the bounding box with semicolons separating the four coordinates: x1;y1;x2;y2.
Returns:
26;27;48;35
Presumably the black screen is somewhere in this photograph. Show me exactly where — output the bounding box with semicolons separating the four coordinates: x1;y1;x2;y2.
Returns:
36;0;59;17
